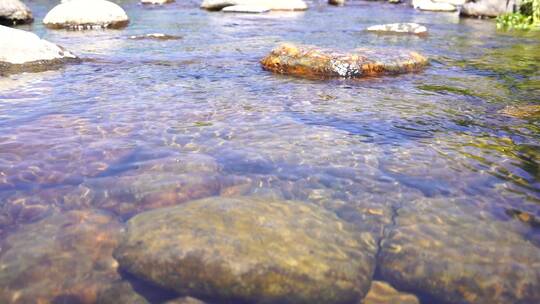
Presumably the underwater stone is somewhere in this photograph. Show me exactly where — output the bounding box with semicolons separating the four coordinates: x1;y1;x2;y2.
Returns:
260;43;428;79
115;196;376;304
366;23;428;35
0;210;123;304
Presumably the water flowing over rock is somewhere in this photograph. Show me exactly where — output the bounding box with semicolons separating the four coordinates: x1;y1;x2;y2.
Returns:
499;104;540;119
412;0;457;11
222;5;270;13
461;0;516;17
0;25;79;75
115;196;377;304
260;43;428;79
43;0;129;30
0;210;123;304
377;198;540;304
361;281;420;304
0;0;32;25
129;33;182;40
366;23;428;35
201;0;308;11
141;0;174;5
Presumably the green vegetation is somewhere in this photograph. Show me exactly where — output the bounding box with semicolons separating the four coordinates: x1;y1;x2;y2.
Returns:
496;0;539;30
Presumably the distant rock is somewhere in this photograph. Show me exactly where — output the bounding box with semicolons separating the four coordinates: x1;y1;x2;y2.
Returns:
43;0;129;30
0;0;33;25
115;196;377;304
201;0;308;11
0;25;79;75
366;23;428;35
222;4;270;13
329;0;345;6
128;33;182;40
432;0;466;6
412;0;457;11
362;281;420;304
461;0;514;17
499;104;540;119
141;0;174;5
260;43;428;79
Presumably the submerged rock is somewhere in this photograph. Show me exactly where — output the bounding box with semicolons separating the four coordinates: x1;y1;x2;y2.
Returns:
141;0;174;4
128;33;182;40
201;0;308;11
0;0;33;25
43;0;129;30
362;281;420;304
461;0;514;17
378;198;540;304
260;43;428;79
0;210;122;304
0;25;79;75
222;4;270;13
366;23;428;35
329;0;345;6
499;104;540;119
115;196;376;304
412;0;457;12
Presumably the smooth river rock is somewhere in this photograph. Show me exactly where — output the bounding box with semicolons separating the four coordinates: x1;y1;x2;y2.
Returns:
0;25;79;75
461;0;515;17
366;23;428;35
115;196;377;304
260;43;428;79
0;210;123;304
378;198;540;304
201;0;308;11
43;0;129;30
412;0;457;11
0;0;32;25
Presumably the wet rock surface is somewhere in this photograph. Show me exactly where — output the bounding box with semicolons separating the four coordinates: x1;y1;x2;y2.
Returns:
366;23;427;35
141;0;174;5
361;281;419;304
201;0;308;11
260;43;428;79
129;33;183;40
0;210;123;304
461;0;515;17
499;104;540;119
115;196;376;304
0;25;78;75
377;198;540;304
0;0;32;25
43;0;129;30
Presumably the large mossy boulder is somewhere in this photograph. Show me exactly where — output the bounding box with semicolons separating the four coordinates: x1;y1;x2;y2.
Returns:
43;0;129;30
115;196;377;304
260;43;428;79
0;25;79;75
378;198;540;304
0;0;32;25
0;210;123;304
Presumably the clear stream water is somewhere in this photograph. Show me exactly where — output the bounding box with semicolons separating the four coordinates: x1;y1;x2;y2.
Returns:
0;0;539;303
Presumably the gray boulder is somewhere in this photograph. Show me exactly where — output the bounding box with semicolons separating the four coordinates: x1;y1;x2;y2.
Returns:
461;0;516;17
0;0;32;25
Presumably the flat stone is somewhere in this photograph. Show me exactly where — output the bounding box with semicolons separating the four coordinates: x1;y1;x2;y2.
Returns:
412;0;457;12
0;25;79;75
0;210;122;304
222;5;271;13
378;198;540;304
0;0;32;25
366;23;428;35
361;281;420;304
201;0;308;11
43;0;129;30
260;43;428;79
115;196;377;304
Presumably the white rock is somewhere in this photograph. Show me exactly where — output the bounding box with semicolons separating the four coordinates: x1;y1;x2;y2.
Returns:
432;0;466;6
43;0;129;30
141;0;174;5
222;5;270;13
412;0;457;11
0;0;33;25
201;0;308;11
366;23;428;35
0;25;77;70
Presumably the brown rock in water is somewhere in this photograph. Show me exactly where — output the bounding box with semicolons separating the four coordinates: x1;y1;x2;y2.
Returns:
361;281;419;304
0;210;123;304
260;43;428;79
115;196;377;304
499;104;540;119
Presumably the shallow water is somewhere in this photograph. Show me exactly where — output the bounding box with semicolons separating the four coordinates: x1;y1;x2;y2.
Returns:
0;1;539;303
